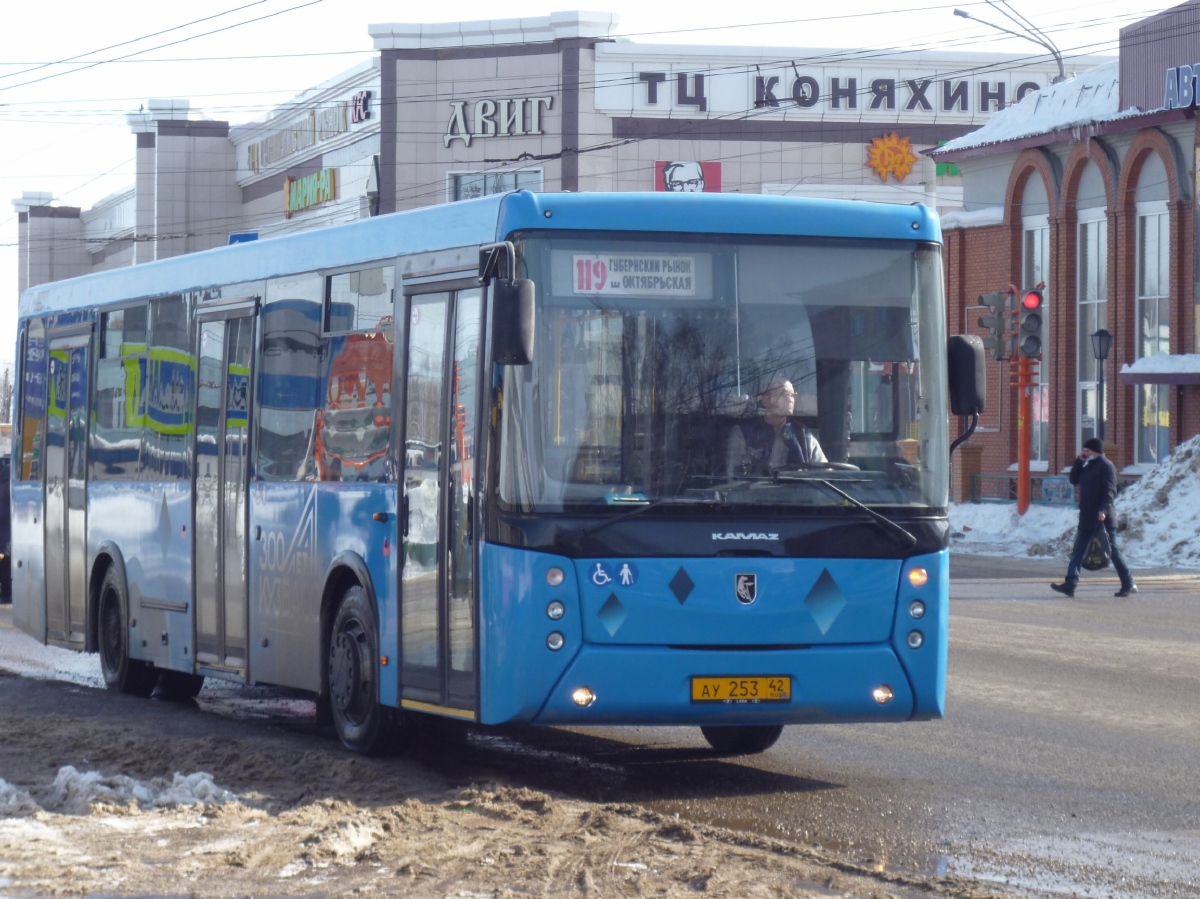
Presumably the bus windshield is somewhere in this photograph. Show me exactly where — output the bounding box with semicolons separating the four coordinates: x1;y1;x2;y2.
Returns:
497;232;948;514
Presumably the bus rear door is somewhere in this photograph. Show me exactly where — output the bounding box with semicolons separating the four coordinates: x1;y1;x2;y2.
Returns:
194;308;255;676
44;329;91;647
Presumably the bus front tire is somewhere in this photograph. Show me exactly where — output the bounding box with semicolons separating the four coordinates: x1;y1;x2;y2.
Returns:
97;567;156;697
700;724;784;755
328;585;394;755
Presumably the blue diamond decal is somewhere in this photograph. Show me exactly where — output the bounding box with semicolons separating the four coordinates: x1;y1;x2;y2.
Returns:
804;569;846;635
597;593;627;636
668;567;695;604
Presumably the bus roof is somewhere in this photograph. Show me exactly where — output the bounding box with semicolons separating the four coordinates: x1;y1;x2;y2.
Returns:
19;191;940;319
497;190;941;245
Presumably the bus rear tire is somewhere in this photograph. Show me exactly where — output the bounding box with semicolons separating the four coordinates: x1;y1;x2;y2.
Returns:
97;567;156;697
700;724;784;755
328;585;395;755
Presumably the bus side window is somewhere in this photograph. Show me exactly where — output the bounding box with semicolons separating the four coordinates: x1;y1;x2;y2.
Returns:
320;266;395;482
144;297;192;481
92;306;147;482
18;319;47;482
259;276;324;481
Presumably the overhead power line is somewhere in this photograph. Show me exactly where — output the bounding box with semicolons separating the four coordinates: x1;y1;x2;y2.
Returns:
0;1;274;85
0;0;327;96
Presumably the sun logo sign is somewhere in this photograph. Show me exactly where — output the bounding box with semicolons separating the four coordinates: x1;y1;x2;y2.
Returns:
866;132;918;183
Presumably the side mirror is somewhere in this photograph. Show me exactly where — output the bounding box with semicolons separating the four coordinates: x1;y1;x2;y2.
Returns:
947;334;986;416
492;278;535;366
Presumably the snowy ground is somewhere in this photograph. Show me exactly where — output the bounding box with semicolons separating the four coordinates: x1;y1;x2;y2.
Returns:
950;434;1200;571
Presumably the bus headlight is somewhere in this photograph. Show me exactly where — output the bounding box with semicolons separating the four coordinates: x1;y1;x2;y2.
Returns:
907;630;924;649
873;685;894;704
547;632;565;651
546;567;565;587
909;600;926;619
908;567;929;587
546;600;565;620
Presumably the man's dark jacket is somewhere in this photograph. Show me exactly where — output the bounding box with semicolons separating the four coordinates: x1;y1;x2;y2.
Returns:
1069;453;1117;525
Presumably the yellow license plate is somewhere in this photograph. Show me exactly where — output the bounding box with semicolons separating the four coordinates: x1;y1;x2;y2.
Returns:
691;676;791;703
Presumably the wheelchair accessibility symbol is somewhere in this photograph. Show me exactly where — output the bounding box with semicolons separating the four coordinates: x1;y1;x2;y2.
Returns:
591;562;614;586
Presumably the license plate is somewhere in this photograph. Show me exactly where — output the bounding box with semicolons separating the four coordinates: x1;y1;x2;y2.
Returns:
691;676;791;703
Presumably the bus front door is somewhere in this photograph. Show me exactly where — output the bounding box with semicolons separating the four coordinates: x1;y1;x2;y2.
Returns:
400;286;481;716
44;333;90;647
193;313;255;676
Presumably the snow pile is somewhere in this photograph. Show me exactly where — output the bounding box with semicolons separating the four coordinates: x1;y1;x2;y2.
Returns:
950;501;1075;557
42;766;236;815
0;780;40;817
1110;434;1200;567
951;434;1200;567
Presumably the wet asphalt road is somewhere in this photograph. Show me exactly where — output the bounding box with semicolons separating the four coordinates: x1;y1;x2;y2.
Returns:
452;553;1200;897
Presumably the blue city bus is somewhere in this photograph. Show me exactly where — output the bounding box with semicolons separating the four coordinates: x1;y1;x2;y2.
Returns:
10;191;982;755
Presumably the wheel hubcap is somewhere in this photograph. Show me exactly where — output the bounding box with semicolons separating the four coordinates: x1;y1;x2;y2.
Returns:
100;592;121;672
329;623;370;723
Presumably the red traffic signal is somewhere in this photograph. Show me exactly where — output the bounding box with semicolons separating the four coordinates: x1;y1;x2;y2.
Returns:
1017;288;1046;358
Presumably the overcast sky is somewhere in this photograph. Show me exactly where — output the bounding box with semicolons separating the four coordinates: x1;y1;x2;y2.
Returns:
0;0;1166;372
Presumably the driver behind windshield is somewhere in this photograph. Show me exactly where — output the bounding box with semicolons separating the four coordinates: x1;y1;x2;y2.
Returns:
726;378;826;477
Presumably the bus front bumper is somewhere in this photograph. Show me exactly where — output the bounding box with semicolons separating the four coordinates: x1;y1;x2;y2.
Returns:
532;643;928;726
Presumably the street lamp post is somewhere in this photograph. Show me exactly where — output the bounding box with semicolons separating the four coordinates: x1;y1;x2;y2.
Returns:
1091;328;1112;443
953;5;1065;84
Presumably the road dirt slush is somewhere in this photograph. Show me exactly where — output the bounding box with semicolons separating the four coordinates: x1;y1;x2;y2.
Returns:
0;669;1003;898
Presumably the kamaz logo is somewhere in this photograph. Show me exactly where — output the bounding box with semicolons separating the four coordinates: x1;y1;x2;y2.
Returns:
712;532;779;541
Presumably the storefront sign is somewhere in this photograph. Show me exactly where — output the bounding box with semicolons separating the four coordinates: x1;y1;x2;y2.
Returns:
351;90;372;124
284;168;336;219
866;134;918;183
595;58;1051;121
1164;65;1199;110
248;92;373;174
443;96;553;147
655;160;722;192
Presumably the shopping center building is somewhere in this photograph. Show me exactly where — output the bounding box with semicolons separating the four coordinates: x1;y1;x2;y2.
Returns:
13;11;1080;292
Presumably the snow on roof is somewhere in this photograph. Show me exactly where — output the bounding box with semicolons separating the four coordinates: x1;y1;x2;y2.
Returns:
1120;353;1200;385
933;60;1140;155
938;206;1004;230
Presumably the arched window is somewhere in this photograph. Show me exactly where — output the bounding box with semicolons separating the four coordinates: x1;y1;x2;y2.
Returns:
1021;168;1050;467
1133;151;1170;467
1075;160;1108;450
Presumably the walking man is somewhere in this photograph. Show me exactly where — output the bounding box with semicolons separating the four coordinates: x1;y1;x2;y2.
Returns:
1051;438;1137;598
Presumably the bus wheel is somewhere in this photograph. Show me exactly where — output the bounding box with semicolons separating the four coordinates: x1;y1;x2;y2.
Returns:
700;725;784;755
328;585;392;754
155;670;205;701
97;567;156;697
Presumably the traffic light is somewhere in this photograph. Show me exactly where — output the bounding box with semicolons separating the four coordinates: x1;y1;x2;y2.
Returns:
1017;287;1046;358
977;290;1012;361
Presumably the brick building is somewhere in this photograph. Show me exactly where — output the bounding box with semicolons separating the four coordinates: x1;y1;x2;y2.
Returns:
932;1;1200;500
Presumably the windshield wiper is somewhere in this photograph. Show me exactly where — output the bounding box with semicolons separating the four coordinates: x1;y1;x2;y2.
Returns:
560;496;726;550
772;470;918;549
